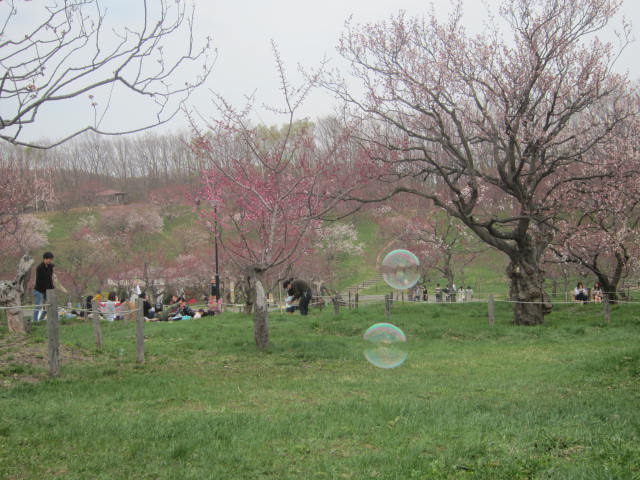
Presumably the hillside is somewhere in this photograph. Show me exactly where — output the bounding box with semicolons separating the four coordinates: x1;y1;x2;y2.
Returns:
4;203;510;299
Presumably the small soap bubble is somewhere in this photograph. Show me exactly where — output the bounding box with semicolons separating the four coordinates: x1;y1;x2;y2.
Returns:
381;249;420;290
363;323;407;369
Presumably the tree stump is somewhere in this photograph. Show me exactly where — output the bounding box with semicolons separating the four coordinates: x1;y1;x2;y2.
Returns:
0;255;34;334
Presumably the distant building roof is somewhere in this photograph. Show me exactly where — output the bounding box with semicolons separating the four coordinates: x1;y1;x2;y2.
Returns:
96;189;126;196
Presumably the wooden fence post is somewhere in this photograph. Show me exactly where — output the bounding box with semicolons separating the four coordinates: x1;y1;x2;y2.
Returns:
355;291;359;309
488;294;495;327
135;298;145;364
384;294;391;320
333;295;340;315
91;300;103;349
603;294;611;324
47;290;60;377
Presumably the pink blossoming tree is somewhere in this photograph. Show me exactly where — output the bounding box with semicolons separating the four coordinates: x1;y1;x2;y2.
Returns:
549;108;640;301
328;0;637;324
193;45;362;348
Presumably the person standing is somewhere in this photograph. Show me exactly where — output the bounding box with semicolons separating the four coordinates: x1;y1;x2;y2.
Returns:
33;252;55;323
283;278;313;316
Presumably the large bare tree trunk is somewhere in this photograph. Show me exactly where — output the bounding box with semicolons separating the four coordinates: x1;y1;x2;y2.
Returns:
247;270;269;349
507;255;552;325
593;252;626;303
0;255;35;334
598;279;618;303
6;307;26;334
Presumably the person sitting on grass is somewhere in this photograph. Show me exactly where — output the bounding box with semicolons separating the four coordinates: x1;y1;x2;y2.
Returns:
157;294;180;321
574;282;589;303
592;282;603;303
193;308;216;319
103;292;120;321
176;297;195;319
140;292;155;321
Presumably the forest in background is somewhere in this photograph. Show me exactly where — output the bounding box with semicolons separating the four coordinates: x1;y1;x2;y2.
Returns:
0;127;518;303
2;111;638;306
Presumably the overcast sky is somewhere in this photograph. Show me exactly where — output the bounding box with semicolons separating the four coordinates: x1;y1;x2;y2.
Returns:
193;0;639;123
10;0;640;141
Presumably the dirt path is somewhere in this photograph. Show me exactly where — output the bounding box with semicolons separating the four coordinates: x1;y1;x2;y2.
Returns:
0;333;93;387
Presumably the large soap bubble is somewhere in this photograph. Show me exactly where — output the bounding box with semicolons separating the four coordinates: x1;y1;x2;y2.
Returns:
363;322;407;369
381;249;421;290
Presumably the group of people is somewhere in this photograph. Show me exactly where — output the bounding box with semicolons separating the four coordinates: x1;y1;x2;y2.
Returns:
146;294;216;322
29;251;612;324
429;284;474;302
412;285;429;302
574;282;603;303
31;251;218;323
80;291;216;322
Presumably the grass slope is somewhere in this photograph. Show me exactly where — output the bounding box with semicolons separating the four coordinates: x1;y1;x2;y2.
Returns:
1;302;638;479
29;206;510;295
36;204;201;262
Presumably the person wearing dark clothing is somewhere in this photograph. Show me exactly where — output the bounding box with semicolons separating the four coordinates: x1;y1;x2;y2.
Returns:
177;298;195;319
574;282;588;303
33;252;55;323
79;295;93;318
140;292;155;320
158;295;180;321
282;278;313;316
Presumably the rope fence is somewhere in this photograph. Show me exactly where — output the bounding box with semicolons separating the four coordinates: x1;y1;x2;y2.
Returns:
2;288;627;378
302;293;640;306
2;294;631;316
0;291;147;377
312;291;617;326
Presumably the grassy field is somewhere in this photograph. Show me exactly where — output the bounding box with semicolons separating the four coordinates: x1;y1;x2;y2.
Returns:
1;301;639;479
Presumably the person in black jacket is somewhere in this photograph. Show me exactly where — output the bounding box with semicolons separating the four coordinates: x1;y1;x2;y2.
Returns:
139;292;156;320
282;278;313;316
177;297;196;319
33;252;55;323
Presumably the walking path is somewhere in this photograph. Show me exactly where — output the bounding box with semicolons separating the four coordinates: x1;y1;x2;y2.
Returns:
340;274;383;297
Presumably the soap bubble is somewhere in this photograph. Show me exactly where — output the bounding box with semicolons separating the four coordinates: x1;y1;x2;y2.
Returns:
381;249;421;290
363;323;407;369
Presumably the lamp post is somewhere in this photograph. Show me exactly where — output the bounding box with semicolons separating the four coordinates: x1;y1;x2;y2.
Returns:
211;204;220;299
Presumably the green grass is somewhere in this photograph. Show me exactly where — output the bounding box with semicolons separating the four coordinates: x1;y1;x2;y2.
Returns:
333;217;382;291
356;241;510;298
38;208;99;254
37;205;201;260
1;302;639;479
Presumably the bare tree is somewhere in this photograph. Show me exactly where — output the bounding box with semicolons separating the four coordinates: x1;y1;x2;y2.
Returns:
0;0;213;149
